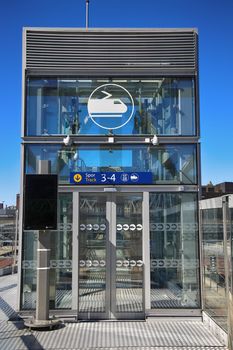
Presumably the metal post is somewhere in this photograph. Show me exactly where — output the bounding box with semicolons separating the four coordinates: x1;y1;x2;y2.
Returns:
222;196;232;350
12;209;18;274
143;191;150;311
36;231;50;320
86;0;89;29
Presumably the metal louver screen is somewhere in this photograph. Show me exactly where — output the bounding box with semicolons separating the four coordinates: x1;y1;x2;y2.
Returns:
25;29;197;73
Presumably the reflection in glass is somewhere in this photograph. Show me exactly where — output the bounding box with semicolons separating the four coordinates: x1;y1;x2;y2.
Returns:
150;193;199;308
116;194;143;313
202;205;227;331
21;193;73;309
25;144;197;185
26;78;195;136
21;231;37;309
79;194;107;313
51;193;73;309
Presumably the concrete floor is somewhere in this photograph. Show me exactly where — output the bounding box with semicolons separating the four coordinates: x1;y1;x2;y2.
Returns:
0;274;228;350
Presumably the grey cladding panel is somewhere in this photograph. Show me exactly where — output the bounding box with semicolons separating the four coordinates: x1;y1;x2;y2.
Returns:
25;29;197;73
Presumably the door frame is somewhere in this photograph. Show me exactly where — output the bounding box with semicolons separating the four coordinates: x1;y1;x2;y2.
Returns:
72;188;148;320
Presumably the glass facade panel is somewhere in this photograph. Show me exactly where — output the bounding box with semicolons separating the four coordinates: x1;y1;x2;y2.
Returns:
230;200;233;347
21;193;72;309
150;193;200;308
202;206;227;331
25;144;197;185
201;195;233;346
21;230;37;309
26;78;195;136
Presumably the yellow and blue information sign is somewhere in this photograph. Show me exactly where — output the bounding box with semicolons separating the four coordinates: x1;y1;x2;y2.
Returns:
70;172;153;185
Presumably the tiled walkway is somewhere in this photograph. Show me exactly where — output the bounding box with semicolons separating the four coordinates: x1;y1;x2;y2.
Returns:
0;274;228;350
0;320;227;350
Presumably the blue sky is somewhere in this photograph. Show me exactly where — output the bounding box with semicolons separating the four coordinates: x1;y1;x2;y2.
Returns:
0;0;232;206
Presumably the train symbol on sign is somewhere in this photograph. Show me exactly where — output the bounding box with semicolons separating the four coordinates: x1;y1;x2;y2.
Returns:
87;83;134;130
88;91;127;118
130;173;139;182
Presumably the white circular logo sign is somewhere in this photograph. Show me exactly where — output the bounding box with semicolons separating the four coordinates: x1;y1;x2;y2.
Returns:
87;83;134;130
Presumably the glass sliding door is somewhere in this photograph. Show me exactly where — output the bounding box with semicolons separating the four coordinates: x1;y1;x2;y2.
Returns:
78;192;144;319
115;194;143;315
78;194;107;316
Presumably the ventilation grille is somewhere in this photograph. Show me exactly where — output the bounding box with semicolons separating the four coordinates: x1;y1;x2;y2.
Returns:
25;29;197;73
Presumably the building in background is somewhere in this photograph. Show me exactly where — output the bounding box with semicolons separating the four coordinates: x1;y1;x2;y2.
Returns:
202;181;233;199
0;197;19;275
19;28;201;319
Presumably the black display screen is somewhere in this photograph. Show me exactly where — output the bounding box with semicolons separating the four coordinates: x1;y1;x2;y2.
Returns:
24;175;58;230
